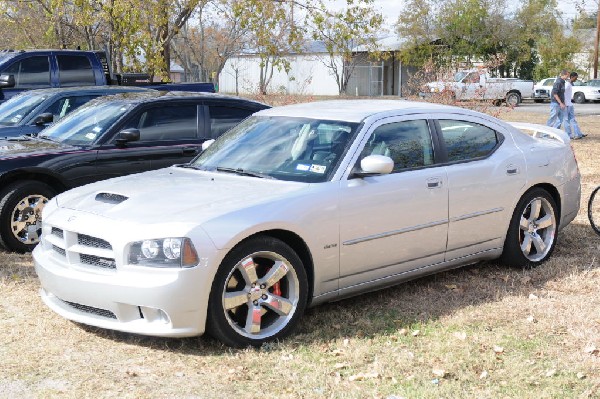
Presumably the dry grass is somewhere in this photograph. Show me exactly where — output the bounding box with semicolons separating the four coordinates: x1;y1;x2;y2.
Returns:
1;108;599;398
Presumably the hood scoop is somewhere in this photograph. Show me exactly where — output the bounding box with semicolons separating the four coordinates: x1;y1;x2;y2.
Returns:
95;192;129;204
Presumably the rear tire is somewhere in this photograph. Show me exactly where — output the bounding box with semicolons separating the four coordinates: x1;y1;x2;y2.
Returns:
0;181;56;252
506;92;521;107
501;188;558;268
206;236;308;347
589;186;600;236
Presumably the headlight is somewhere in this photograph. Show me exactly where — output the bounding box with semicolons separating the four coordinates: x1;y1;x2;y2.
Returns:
129;237;199;268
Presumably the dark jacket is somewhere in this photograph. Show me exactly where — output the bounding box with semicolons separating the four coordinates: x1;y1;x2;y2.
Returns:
550;77;565;104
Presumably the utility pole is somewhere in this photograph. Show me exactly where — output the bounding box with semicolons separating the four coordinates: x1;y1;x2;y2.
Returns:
595;0;600;78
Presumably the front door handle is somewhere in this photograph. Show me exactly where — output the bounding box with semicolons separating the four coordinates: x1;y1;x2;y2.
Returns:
426;177;442;189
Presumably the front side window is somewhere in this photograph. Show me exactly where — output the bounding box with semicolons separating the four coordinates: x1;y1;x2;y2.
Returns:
42;95;98;120
208;105;255;139
438;120;499;162
57;55;96;86
191;116;359;183
358;120;434;173
3;56;50;88
121;104;198;141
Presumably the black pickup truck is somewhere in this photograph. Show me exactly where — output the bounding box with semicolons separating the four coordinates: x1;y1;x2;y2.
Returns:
0;49;214;103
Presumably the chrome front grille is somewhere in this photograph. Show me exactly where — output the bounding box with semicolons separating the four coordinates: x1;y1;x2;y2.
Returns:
45;224;116;271
78;234;112;250
51;227;64;239
60;298;117;319
52;245;66;257
80;254;116;269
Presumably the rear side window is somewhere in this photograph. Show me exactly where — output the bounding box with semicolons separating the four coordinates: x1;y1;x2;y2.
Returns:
208;105;256;139
57;55;96;86
124;104;198;141
438;120;499;162
3;56;50;88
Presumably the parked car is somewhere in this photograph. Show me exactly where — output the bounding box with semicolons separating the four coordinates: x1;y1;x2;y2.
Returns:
33;100;581;347
572;79;600;103
533;77;595;103
0;49;214;103
0;86;149;138
0;91;269;252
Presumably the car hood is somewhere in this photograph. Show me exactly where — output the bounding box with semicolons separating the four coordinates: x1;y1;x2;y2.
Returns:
0;136;71;158
56;167;309;224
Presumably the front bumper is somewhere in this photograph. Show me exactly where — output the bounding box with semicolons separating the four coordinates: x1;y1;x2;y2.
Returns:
33;210;219;338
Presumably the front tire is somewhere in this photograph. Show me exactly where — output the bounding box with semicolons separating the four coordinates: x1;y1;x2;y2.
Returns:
501;188;558;267
206;236;308;347
573;92;586;104
0;181;56;252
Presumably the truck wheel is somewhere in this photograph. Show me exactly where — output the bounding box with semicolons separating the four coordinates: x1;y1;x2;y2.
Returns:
506;92;521;107
0;181;56;252
573;92;585;104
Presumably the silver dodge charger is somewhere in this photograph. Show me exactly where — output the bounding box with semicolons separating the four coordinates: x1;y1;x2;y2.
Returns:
33;100;581;347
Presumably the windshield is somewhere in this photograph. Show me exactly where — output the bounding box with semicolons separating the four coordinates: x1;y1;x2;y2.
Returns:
191;116;359;183
454;72;468;82
0;52;17;65
0;93;47;126
39;101;133;145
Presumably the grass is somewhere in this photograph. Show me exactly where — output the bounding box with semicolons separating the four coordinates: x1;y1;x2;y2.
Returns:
1;106;599;398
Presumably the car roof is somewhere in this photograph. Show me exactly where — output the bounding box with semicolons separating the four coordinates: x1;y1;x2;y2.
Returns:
87;90;268;108
254;99;468;123
15;86;150;97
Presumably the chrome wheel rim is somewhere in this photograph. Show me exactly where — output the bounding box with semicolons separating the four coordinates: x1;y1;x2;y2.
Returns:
518;197;556;262
221;251;300;340
507;94;519;106
11;194;48;244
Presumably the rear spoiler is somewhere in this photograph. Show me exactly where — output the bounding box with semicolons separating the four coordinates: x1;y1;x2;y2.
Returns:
507;122;570;144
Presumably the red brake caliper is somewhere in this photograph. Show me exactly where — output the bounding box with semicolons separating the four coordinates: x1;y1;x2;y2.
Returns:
271;281;282;296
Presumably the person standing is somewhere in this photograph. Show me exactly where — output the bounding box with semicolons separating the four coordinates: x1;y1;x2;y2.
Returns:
563;72;587;140
547;69;569;128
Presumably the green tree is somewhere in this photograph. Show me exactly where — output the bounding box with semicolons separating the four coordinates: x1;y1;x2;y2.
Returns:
311;0;384;94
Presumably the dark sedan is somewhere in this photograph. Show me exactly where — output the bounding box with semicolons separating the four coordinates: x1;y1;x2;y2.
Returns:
0;91;269;252
0;86;149;138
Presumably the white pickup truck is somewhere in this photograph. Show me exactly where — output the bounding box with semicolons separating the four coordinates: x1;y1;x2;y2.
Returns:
423;70;534;106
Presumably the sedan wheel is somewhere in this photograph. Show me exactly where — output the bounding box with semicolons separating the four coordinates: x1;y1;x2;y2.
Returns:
0;181;56;252
207;236;308;347
501;188;557;267
573;92;586;104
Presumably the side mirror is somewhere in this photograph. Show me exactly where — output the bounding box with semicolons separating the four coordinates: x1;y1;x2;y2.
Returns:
201;139;215;151
352;155;394;178
115;128;140;145
32;112;54;126
0;74;16;88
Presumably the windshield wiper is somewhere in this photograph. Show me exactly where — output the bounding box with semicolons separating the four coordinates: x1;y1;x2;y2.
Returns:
216;166;274;179
36;135;58;142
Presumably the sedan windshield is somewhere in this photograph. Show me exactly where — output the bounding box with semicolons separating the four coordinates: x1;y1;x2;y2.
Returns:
191;116;359;183
39;101;133;145
0;93;47;126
